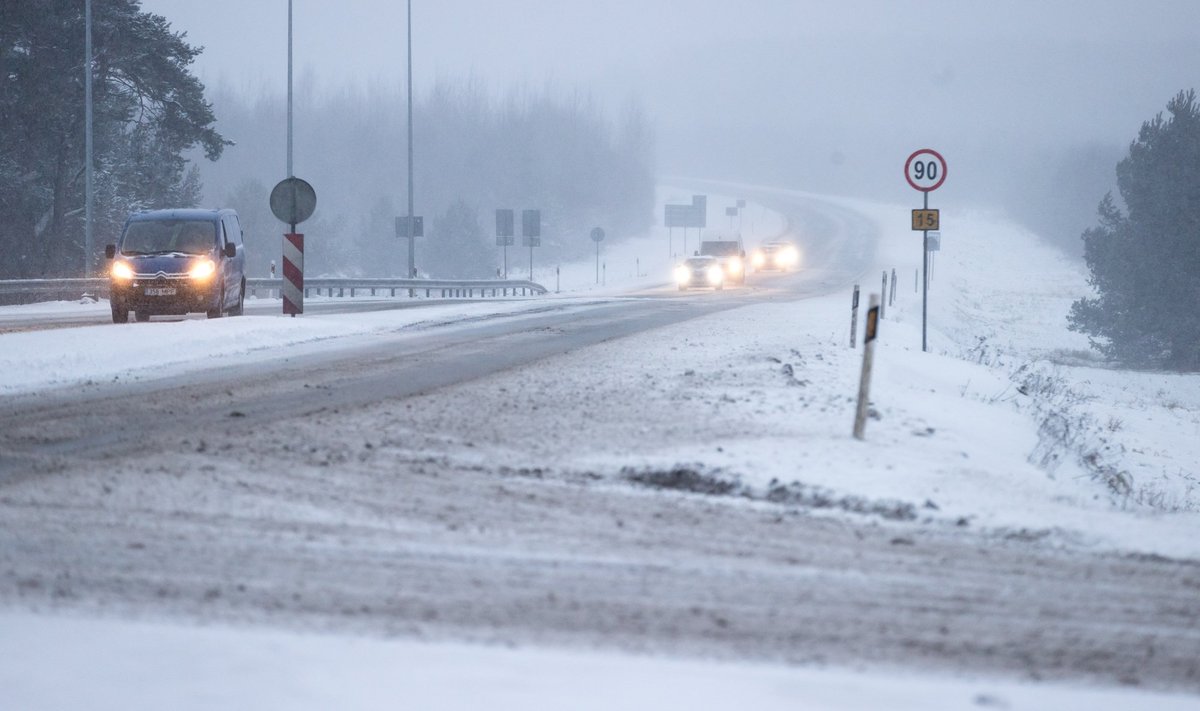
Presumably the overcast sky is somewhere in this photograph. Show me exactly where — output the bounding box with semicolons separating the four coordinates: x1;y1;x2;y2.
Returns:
140;0;1200;200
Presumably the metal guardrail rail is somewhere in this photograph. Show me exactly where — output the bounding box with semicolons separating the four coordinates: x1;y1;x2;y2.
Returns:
0;277;547;305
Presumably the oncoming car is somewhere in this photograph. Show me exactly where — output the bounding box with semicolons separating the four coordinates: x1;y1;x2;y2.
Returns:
750;240;801;272
105;209;246;323
699;237;746;285
674;255;725;291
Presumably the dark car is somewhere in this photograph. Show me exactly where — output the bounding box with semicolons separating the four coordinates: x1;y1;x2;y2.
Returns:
105;209;246;323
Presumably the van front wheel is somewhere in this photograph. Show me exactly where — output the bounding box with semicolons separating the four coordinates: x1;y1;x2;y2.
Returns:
228;279;245;316
207;280;225;319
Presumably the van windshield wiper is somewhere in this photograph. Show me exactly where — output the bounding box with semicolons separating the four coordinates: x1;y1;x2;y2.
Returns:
123;250;190;257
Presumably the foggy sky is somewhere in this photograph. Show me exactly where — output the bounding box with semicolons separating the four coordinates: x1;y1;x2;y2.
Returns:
140;0;1200;205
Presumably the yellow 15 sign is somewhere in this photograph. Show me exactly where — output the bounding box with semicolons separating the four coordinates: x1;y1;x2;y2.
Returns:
911;209;940;231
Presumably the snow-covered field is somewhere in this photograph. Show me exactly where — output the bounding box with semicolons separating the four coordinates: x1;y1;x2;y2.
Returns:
2;185;1198;709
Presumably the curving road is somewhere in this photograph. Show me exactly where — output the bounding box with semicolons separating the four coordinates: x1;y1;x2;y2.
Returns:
2;188;1198;693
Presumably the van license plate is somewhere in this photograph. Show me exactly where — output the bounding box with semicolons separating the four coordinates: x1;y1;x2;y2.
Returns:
145;287;176;296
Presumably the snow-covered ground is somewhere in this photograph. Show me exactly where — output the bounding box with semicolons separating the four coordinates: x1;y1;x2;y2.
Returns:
2;185;1198;709
5;613;1198;711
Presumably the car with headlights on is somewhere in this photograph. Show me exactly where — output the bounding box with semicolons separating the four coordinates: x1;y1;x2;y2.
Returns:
750;239;800;272
105;209;246;323
674;255;725;291
698;236;746;285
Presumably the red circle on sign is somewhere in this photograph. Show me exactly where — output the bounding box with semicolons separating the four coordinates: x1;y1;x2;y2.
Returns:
904;149;947;192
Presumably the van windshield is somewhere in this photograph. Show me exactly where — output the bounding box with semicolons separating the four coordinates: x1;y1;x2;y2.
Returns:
122;220;216;256
700;242;740;257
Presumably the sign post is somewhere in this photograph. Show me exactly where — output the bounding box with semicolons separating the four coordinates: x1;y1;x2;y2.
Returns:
590;227;605;284
522;209;541;279
270;176;317;316
496;209;514;279
905;148;947;352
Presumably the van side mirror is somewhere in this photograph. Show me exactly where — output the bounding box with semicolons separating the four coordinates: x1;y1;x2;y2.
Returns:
223;242;237;259
104;244;116;259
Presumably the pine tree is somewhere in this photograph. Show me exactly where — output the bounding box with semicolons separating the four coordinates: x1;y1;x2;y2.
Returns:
0;0;227;277
1069;90;1200;370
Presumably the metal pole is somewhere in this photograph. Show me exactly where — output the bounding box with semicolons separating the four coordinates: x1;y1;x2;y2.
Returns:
922;191;929;353
528;243;533;280
287;0;293;178
84;0;93;277
595;240;600;284
503;243;507;279
406;0;415;281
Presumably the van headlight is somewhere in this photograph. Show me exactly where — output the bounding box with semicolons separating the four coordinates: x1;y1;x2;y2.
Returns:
111;261;135;281
675;265;690;284
707;265;724;285
751;251;765;268
726;257;743;275
189;258;217;281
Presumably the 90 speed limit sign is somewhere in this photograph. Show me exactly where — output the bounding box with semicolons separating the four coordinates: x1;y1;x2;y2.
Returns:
904;149;947;192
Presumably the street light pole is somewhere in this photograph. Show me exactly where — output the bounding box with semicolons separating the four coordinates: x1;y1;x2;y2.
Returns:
84;0;93;277
287;0;293;178
406;0;415;279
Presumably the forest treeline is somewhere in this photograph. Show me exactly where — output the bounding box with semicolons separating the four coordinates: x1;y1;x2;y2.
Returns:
206;80;655;280
0;2;655;280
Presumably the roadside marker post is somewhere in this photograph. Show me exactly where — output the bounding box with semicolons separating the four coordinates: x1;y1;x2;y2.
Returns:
282;233;304;316
270;176;316;317
853;294;880;440
849;284;860;348
880;270;888;319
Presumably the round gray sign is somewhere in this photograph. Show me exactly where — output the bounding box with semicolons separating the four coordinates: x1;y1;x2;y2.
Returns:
590;227;605;243
270;177;317;225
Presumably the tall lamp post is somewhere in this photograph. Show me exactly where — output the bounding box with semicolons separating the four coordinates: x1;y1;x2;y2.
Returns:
287;0;293;178
84;0;94;277
406;0;415;279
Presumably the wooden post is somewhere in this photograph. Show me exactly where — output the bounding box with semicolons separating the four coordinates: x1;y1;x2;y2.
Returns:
853;294;880;440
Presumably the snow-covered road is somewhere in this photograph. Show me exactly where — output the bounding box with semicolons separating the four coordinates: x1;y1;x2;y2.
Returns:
2;186;1198;709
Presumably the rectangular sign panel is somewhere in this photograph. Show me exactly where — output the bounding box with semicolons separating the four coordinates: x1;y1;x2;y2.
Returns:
692;195;707;228
725;206;738;216
664;204;692;228
911;209;940;231
522;236;541;248
395;215;423;238
522;209;541;238
927;231;941;251
496;235;515;247
496;209;514;237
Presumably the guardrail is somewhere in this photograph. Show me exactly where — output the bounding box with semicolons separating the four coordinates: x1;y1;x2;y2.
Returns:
0;277;547;305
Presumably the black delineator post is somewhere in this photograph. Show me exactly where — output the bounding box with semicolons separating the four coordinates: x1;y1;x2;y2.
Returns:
853;294;881;440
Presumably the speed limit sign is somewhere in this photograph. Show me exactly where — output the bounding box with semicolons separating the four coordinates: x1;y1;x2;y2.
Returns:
905;149;947;192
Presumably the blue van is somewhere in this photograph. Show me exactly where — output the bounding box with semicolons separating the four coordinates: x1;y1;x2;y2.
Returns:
105;209;246;323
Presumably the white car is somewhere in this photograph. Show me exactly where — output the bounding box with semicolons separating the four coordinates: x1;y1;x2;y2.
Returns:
675;255;725;291
750;240;800;272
